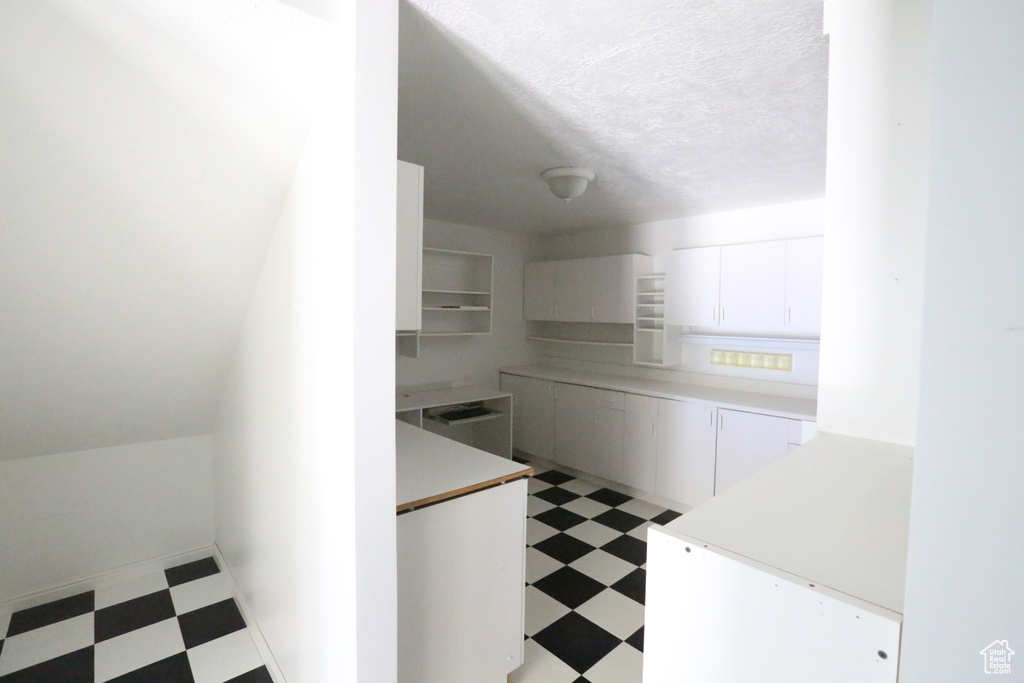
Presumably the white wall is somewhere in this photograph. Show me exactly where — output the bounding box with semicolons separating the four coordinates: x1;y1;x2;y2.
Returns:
535;200;824;396
213;0;398;680
815;0;932;446
0;436;213;604
900;2;1024;679
396;218;541;390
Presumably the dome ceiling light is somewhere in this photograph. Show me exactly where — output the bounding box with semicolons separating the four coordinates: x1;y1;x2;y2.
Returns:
541;167;595;203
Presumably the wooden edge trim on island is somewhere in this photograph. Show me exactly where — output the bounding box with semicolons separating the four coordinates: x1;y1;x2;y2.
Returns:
396;468;534;515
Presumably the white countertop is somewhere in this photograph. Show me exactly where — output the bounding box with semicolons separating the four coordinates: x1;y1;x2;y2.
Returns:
396;385;510;412
661;433;913;614
396;420;532;512
500;365;817;421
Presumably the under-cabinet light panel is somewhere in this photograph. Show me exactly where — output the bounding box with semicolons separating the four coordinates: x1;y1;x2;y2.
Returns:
710;349;793;371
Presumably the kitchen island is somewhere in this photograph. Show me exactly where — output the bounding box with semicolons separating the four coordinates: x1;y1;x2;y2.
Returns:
396;420;533;683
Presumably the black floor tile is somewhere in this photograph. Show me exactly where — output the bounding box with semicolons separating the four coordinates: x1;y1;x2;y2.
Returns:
533;486;581;506
534;470;575;486
177;598;246;649
95;590;176;643
532;567;606;610
625;626;644;652
532;612;621;674
165;557;219;587
611;567;647;605
601;534;647;566
650;509;683;526
586;488;632;507
107;652;195;683
226;666;274;683
0;646;93;683
0;639;4;659
533;533;596;564
534;507;587;531
592;508;646;533
6;591;94;637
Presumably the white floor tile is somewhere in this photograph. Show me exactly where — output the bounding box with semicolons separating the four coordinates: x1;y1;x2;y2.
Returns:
187;629;264;683
95;618;185;682
559;478;602;496
617;498;666;520
627;522;654;542
527;477;553;494
526;518;559;546
509;639;579;683
527;495;556;518
569;549;636;587
576;589;645;640
564;520;622;549
560;496;612;519
0;611;11;639
525;547;564;585
523;587;570;637
95;572;171;609
169;573;233;615
582;642;644;683
0;613;93;676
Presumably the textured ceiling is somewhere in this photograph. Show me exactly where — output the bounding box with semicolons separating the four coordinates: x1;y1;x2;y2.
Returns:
398;0;829;234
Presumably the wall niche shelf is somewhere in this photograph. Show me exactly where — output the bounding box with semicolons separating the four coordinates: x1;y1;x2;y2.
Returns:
633;274;681;366
420;248;493;336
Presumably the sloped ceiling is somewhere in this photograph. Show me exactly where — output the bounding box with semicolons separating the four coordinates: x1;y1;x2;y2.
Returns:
0;0;327;460
398;0;829;233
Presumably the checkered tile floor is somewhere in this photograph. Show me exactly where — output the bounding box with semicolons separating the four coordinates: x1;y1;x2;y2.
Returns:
0;557;271;682
511;464;682;683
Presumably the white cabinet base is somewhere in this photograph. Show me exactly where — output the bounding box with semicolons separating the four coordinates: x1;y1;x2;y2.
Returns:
644;527;901;683
398;479;527;683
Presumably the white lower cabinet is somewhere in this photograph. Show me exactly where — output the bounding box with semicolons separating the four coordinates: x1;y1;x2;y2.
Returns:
655;399;718;508
554;384;625;482
500;373;555;459
622;394;658;492
501;372;814;508
715;408;795;494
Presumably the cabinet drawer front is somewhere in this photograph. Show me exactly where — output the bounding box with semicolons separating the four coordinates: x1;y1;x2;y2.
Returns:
624;393;658;416
592;388;625;410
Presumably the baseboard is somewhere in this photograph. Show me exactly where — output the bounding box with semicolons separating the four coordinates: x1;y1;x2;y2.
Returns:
0;546;213;616
211;544;288;683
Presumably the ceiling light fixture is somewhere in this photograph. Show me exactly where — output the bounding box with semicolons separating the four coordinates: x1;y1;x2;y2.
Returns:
541;167;595;203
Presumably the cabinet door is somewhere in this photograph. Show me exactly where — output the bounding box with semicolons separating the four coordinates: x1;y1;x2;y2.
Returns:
718;241;787;332
396;161;423;331
784;237;824;335
715;409;794;494
655;399;717;508
590;255;636;323
555;259;593;321
523;261;558;321
589;406;625;482
553;383;595;471
500;374;554;459
623;404;658;493
666;247;721;327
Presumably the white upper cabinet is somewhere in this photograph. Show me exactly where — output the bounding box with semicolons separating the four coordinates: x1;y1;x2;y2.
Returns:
591;255;640;323
719;241;787;332
666;237;822;337
665;246;721;327
523;261;557;321
555;258;593;321
396;160;424;331
784;236;824;334
524;254;652;323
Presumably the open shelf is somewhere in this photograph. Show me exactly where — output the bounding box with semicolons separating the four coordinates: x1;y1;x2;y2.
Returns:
419;249;493;335
633;274;680;366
